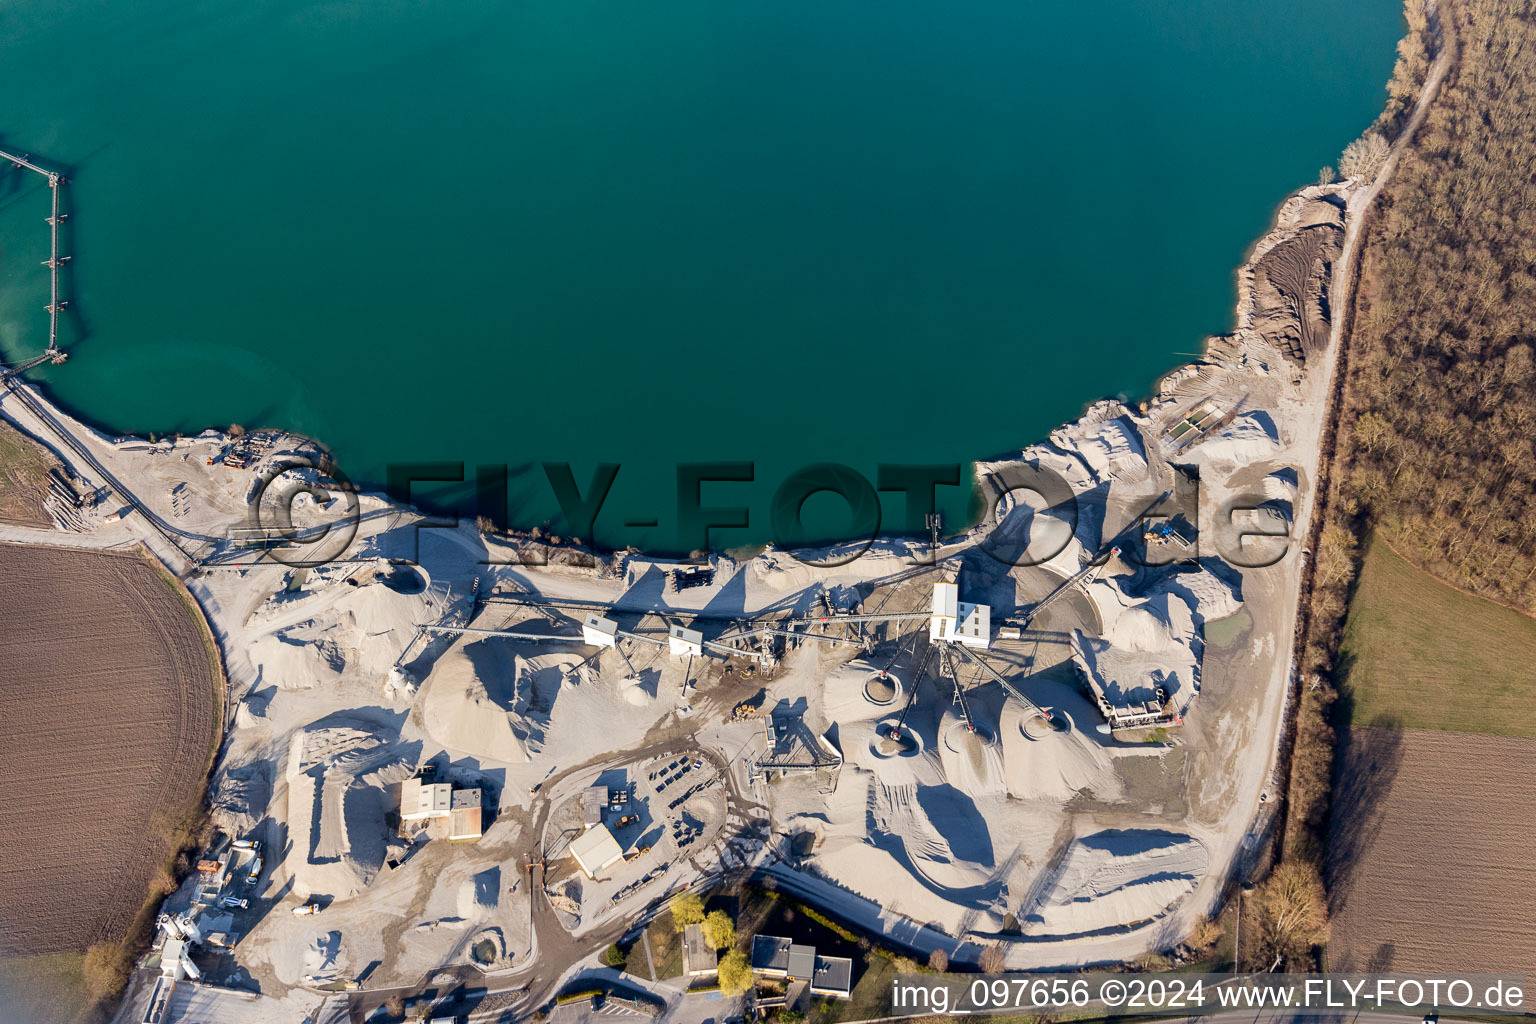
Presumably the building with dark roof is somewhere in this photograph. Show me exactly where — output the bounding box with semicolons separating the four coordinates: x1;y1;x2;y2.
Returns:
787;944;816;981
582;784;607;828
749;934;853;998
682;923;718;978
810;953;854;998
751;934;792;975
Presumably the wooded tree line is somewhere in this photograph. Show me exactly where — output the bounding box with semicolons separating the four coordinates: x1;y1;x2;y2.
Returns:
1278;0;1444;873
1340;0;1536;610
1258;0;1510;970
1374;0;1435;138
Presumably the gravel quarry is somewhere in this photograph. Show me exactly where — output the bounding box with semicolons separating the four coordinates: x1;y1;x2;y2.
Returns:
0;179;1363;1013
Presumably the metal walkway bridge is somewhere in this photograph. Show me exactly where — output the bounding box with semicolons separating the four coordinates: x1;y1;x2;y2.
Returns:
0;147;71;376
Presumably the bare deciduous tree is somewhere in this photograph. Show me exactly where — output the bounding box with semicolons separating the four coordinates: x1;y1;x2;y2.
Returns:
1248;860;1329;969
978;943;1006;973
1340;131;1390;181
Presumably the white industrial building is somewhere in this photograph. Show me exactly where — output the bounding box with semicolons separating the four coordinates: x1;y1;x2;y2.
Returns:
142;908;207;1024
669;624;703;657
400;775;482;842
582;613;619;647
929;582;991;649
400;778;453;821
569;823;624;878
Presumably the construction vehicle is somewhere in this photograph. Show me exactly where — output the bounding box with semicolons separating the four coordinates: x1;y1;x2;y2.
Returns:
291;903;321;916
1143;517;1195;548
615;814;638;828
623;844;651;862
245;856;262;885
219;895;248;910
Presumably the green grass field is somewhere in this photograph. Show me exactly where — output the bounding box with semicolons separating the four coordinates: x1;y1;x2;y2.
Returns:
811;955;901;1024
0;953;105;1024
623;914;683;980
1339;534;1536;737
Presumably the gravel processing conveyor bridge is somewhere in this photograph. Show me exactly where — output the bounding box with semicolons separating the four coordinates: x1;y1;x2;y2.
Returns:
0;148;72;374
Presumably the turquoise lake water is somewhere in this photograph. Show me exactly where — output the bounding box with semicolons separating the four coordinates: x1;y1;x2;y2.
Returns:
0;0;1402;553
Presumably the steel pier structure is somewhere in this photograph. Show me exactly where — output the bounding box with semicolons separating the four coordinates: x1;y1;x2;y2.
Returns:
0;147;71;375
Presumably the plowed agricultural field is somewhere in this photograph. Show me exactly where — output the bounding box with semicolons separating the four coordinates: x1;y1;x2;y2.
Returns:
1327;728;1536;974
0;544;219;957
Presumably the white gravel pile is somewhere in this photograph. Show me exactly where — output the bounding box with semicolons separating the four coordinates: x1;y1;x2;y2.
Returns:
281;725;413;900
245;570;440;690
867;781;996;892
420;640;529;764
936;710;1006;800
1195;411;1281;466
999;705;1112;803
1026;830;1208;936
1053;413;1149;483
